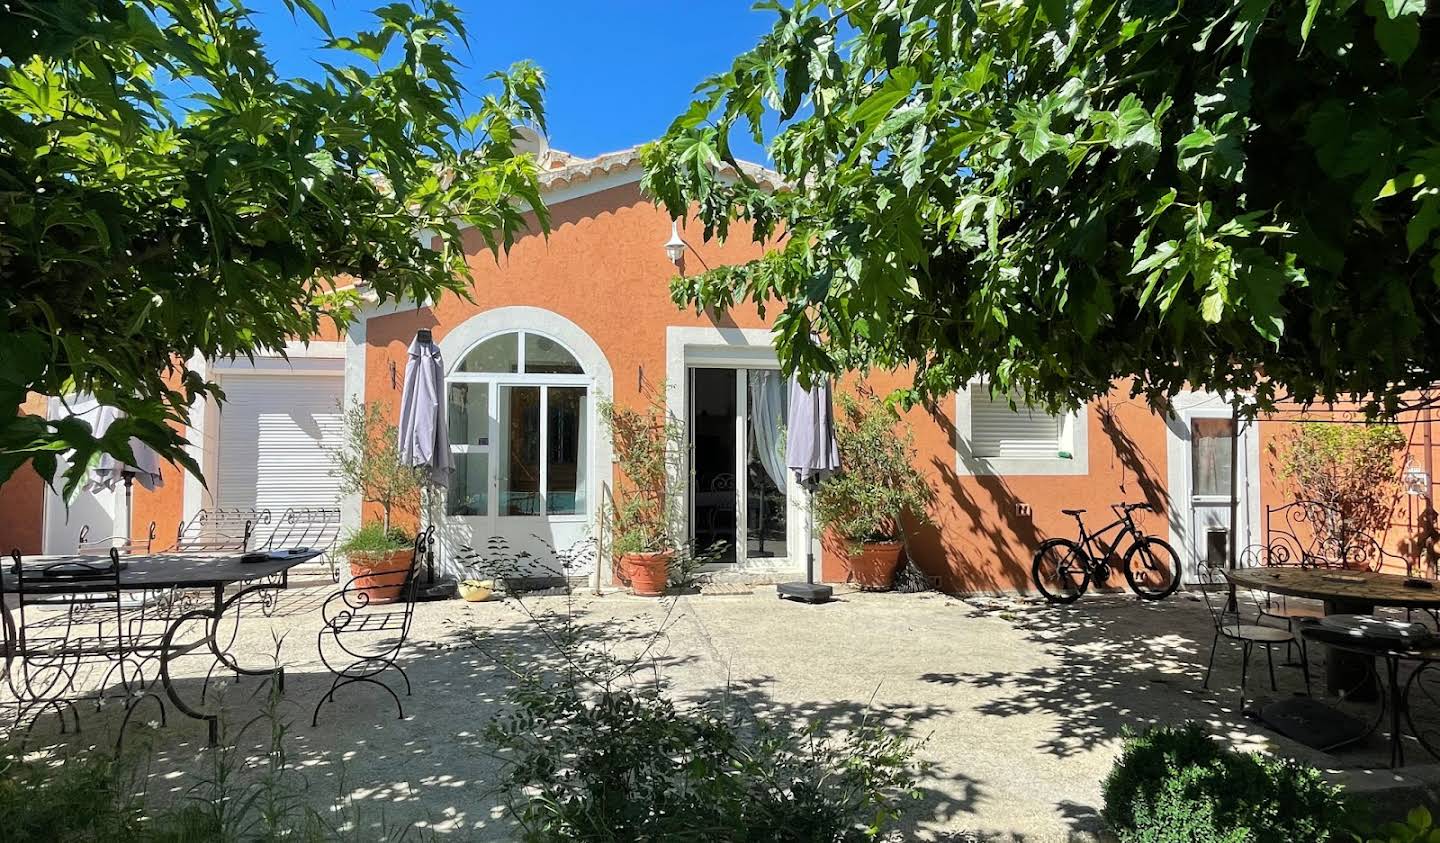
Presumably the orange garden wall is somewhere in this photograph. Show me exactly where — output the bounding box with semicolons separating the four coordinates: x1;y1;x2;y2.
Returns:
1257;414;1440;576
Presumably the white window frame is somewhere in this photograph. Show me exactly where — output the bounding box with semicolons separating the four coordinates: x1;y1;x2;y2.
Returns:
447;330;592;522
953;383;1088;476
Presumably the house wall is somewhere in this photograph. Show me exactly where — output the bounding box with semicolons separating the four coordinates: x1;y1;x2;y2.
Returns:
356;179;1179;593
0;393;52;554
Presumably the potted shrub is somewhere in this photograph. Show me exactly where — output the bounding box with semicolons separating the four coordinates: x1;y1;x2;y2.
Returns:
329;399;424;601
814;392;934;590
336;523;415;604
600;388;683;597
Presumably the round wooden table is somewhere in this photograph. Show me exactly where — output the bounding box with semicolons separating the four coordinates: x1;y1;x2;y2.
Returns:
1225;567;1440;697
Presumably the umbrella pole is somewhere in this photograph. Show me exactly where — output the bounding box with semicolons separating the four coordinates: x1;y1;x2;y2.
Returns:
122;471;134;551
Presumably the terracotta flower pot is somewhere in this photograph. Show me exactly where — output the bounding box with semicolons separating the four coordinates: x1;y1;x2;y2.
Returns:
348;549;412;604
621;551;672;597
844;541;905;590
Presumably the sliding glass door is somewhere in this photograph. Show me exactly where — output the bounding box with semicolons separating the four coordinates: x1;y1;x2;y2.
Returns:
688;367;789;564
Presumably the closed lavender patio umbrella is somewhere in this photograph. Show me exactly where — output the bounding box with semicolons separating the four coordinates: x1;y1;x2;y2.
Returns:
86;405;164;548
777;374;841;604
397;329;453;594
397;329;453;485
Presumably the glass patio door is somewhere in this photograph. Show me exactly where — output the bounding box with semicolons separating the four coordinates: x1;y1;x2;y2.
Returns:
445;331;591;569
688;367;790;563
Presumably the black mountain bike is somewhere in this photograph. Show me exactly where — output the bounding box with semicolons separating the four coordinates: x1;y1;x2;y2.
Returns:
1031;502;1181;603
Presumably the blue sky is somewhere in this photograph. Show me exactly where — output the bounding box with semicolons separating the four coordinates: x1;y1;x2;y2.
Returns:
246;0;775;163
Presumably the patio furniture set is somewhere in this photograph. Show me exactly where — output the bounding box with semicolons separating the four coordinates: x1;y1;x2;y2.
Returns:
0;509;430;748
1199;499;1440;767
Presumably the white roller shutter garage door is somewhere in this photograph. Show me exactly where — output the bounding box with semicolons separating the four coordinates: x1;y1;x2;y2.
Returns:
216;374;344;513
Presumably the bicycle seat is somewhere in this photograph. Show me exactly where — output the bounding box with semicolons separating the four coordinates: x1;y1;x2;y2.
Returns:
1061;508;1086;516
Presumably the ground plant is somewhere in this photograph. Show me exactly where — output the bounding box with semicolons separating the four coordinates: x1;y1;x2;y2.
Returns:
1102;723;1350;842
451;568;927;842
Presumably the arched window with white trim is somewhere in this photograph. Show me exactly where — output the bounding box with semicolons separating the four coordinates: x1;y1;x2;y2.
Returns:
446;330;590;521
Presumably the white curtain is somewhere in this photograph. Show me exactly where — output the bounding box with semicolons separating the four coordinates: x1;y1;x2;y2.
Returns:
749;371;787;491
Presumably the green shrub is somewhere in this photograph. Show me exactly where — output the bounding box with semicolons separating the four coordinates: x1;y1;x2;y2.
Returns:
337;521;414;556
1357;806;1440;843
813;392;933;545
1102;724;1350;843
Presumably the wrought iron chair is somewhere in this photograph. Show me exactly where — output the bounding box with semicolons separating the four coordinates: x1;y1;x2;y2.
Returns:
311;527;432;726
1197;555;1311;709
173;507;268;553
258;507;343;581
1;549;164;744
77;521;158;556
1262;500;1408;573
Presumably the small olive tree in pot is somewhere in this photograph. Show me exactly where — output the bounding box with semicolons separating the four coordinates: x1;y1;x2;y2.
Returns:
329;399;422;602
599;387;684;596
814;392;934;590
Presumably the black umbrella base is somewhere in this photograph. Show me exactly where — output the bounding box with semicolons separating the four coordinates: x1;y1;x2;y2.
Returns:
777;582;833;604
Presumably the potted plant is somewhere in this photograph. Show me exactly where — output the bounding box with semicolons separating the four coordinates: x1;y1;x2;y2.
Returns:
336;523;415;603
329;399;425;601
813;392;934;590
600;387;684;597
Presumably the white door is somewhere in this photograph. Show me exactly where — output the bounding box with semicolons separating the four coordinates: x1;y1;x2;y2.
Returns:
444;331;596;577
215;374;344;514
42;396;118;554
1180;408;1255;584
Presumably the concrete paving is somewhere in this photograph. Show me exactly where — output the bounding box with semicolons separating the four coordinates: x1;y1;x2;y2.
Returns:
10;580;1440;841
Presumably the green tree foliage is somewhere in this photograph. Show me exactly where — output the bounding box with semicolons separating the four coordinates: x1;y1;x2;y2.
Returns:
0;0;548;496
642;0;1440;416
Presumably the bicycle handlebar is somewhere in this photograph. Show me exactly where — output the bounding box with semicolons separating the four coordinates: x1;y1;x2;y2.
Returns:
1113;502;1155;514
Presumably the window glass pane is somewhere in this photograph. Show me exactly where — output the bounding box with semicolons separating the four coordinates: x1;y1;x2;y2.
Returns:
498;385;542;516
547;387;588;515
524;333;582;374
446;383;489;446
456;333;519;373
690;367;738;562
1191;418;1235;497
446;452;489;516
745;370;787;559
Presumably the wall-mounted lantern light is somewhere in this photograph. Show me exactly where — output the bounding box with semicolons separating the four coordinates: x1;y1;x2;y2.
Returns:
664;220;686;266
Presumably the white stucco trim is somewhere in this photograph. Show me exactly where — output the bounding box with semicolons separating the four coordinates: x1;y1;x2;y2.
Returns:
340;317;368;534
952;385;1089;476
1164;391;1262;579
663;326;806;576
182;354;211;523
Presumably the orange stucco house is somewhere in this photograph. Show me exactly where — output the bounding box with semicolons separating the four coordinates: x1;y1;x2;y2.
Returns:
7;138;1439;593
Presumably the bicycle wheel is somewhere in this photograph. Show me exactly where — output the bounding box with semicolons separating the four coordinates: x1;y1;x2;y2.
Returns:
1032;539;1092;604
1122;537;1181;600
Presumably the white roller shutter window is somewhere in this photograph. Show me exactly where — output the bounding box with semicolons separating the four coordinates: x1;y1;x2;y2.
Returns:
216;375;344;513
970;391;1063;459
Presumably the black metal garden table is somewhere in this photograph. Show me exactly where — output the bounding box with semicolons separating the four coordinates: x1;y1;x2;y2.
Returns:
3;549;319;745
